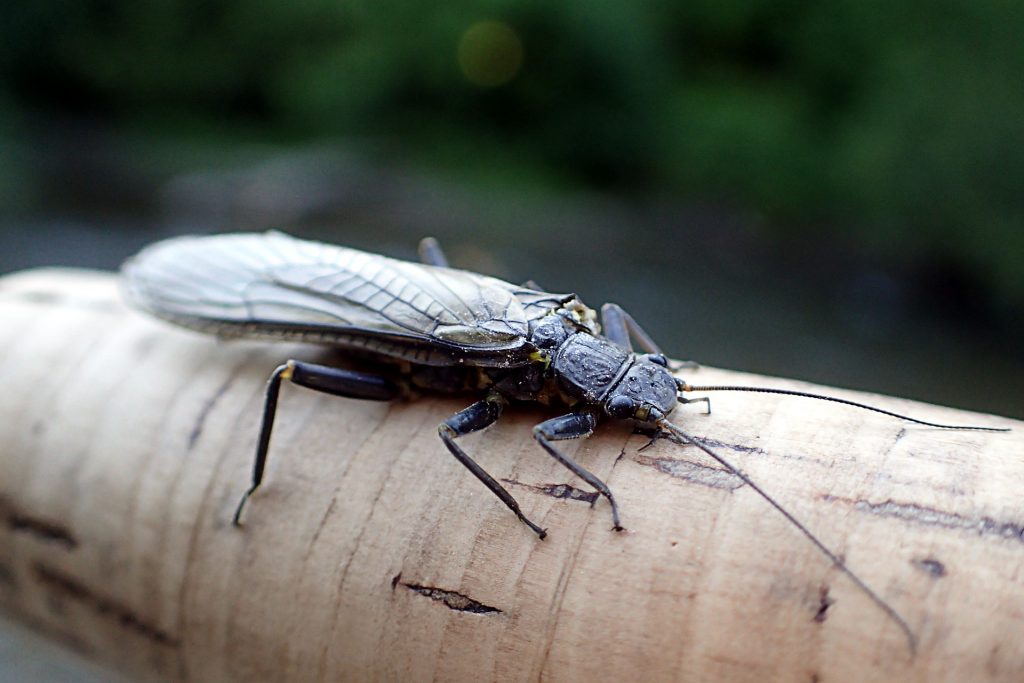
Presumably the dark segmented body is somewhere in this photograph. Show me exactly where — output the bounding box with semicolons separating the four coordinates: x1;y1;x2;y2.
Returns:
122;230;997;654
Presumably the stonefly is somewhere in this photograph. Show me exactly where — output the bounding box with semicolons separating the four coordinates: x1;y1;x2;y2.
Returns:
122;231;1008;652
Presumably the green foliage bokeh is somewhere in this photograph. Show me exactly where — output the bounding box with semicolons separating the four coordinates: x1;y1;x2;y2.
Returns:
2;0;1022;301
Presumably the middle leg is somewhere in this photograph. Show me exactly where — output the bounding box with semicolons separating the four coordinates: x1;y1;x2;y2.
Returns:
438;394;547;538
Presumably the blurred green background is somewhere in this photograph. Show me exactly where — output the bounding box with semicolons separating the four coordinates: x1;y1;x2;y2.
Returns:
1;0;1021;420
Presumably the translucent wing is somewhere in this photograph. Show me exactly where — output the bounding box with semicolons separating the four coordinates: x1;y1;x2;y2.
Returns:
122;231;571;366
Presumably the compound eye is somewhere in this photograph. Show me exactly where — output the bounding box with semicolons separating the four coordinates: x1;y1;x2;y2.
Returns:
606;395;635;420
648;353;668;367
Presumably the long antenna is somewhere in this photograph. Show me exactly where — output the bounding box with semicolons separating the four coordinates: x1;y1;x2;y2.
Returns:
680;383;1010;432
656;417;918;654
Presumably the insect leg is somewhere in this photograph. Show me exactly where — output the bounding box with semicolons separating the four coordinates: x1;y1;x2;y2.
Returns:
600;303;635;351
533;411;623;532
418;237;450;268
438;396;548;539
233;360;399;526
678;396;712;414
602;303;699;370
600;302;667;355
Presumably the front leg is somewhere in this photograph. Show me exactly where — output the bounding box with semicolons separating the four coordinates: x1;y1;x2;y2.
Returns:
600;302;662;355
601;302;699;370
533;410;623;532
438;395;547;539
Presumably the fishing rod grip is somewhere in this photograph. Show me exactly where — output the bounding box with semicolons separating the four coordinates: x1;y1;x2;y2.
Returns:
0;268;1020;683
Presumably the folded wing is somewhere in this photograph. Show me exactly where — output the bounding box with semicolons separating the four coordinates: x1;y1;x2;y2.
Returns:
122;231;563;366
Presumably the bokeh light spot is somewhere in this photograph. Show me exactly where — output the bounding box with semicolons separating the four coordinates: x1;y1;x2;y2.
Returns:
458;21;523;87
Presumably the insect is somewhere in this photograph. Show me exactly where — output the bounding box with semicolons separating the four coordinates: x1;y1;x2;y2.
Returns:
122;230;1007;651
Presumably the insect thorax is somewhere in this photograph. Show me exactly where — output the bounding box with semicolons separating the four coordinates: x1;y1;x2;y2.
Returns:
551;333;632;404
406;304;617;406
